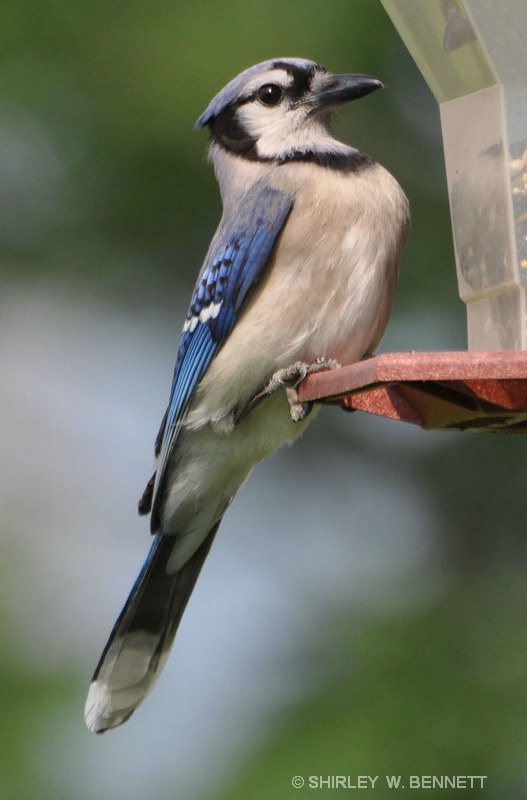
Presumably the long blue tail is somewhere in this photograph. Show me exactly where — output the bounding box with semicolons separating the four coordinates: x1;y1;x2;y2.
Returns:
85;525;218;733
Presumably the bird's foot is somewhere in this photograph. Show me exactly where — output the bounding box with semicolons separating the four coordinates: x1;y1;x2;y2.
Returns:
264;358;341;422
236;357;340;424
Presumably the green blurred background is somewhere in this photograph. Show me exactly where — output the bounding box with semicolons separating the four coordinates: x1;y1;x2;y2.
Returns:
2;1;527;798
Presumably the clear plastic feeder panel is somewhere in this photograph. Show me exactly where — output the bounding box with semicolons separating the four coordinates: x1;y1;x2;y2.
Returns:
381;0;527;349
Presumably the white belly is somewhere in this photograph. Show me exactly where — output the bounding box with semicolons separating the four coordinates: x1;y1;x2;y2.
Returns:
161;159;408;551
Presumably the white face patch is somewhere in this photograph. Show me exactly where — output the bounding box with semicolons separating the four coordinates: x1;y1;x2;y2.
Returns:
237;101;350;160
234;67;351;161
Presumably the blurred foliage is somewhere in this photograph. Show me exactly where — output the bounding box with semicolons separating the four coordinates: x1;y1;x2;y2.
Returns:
2;0;527;798
212;572;527;800
0;661;77;800
0;0;455;307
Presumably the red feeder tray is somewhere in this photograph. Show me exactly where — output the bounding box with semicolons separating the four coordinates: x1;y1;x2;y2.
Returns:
298;351;527;432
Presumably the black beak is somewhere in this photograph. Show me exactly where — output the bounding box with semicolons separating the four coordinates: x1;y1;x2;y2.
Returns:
310;73;384;111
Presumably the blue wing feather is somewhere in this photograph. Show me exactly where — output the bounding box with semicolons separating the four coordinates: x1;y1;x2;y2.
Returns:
147;181;293;529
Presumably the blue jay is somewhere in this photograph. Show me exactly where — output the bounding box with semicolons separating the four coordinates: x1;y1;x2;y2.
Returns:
85;57;409;733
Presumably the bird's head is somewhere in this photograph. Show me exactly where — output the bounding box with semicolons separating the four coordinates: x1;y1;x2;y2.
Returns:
195;58;383;162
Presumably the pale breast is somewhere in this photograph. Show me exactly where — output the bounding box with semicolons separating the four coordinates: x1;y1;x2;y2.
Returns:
186;159;409;430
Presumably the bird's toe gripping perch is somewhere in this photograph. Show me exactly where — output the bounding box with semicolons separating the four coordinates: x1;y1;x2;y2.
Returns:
236;357;341;424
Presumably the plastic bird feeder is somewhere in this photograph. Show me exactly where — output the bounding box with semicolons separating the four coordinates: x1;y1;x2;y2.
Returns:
299;0;527;431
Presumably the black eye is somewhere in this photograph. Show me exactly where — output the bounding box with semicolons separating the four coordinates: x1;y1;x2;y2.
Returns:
256;83;284;106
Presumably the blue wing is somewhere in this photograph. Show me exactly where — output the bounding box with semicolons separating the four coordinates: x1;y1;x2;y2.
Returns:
141;181;293;530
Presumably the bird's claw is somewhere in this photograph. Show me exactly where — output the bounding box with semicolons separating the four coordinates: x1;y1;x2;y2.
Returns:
235;357;340;424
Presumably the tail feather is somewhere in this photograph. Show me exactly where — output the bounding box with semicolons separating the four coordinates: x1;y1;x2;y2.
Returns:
85;525;219;733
